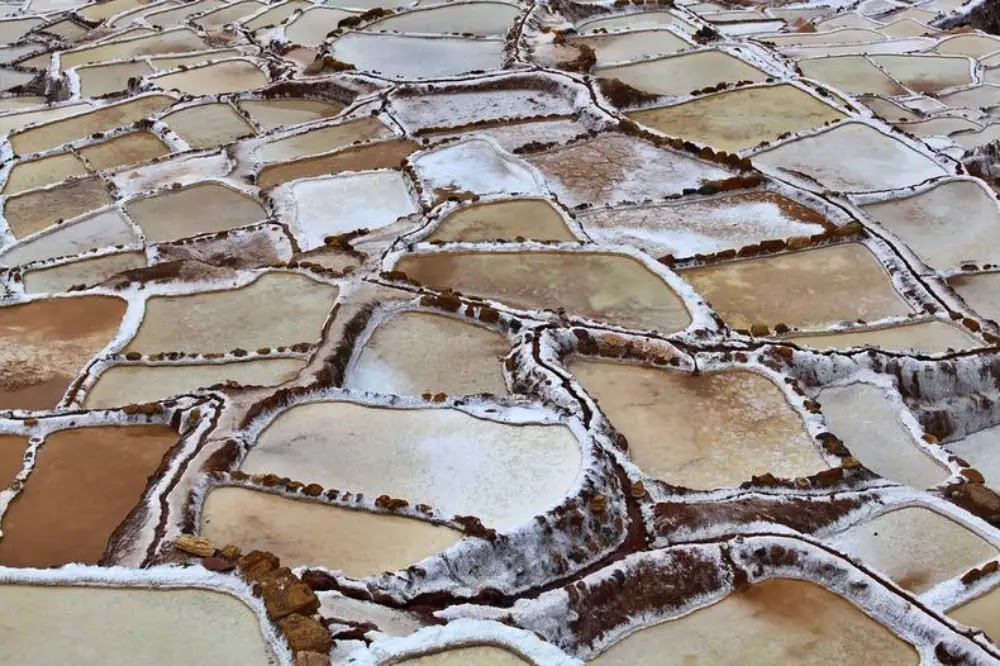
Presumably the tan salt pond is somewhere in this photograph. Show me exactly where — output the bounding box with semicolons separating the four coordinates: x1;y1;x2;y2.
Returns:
23;252;146;294
328;33;506;79
949;272;1000;322
819;384;947;488
284;6;357;46
257;138;418;189
201;486;461;576
596;49;768;96
0;102;92;137
364;2;520;36
948;424;1000;493
683;243;911;331
78;131;170;171
0;586;273;666
125;182;266;243
148;48;246;70
949;585;1000;643
74;60;153;97
144;0;225;27
935;33;1000;58
0;435;27;488
59;29;209;70
398;647;529;666
878;18;932;38
85;358;305;408
573;361;823;488
0;424;177;567
578;191;828;258
3;177;112;239
570;29;690;67
761;27;885;47
427;199;575;242
0;296;126;410
9;94;175;154
397;250;691;332
753;122;948;192
0;209;139;267
787;321;978;354
2;153;88;196
243;0;309;30
798;56;907;96
348;312;508;396
245;402;581;530
0;17;43;42
827;507;997;593
238;97;342;131
193;0;265;28
938;84;1000;109
151;59;268;95
256;116;389;164
576;11;694;33
126;272;337;354
894;116;981;136
862;179;1000;269
589;579;917;665
628;84;844;153
868;54;973;93
162;102;255;149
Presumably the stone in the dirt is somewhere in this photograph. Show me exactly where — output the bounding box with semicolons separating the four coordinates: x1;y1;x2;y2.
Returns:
238;550;281;582
174;534;215;557
257;567;321;619
203;555;237;572
294;651;331;666
280;614;333;654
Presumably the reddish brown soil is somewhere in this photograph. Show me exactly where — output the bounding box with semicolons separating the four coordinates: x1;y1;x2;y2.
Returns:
0;435;28;488
0;424;178;567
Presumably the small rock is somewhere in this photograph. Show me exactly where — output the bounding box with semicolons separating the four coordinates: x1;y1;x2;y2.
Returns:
294;651;330;666
258;568;321;619
175;534;215;557
239;550;281;582
221;544;242;560
203;555;236;572
280;614;332;654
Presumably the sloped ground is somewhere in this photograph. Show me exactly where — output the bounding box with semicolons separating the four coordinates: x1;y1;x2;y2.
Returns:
0;0;1000;663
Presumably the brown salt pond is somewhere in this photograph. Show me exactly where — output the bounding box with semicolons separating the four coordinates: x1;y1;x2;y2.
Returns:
571;29;690;67
798;56;907;96
347;312;508;397
427;199;575;242
396;250;691;333
161;102;256;149
58;29;209;70
819;384;948;488
589;579;917;665
398;647;529;665
826;507;998;593
85;358;305;408
74;60;154;97
237;97;343;131
255;116;390;164
948;424;1000;493
0;586;273;665
682;243;912;331
125;182;267;243
256;138;418;189
862;179;1000;269
948;585;1000;643
2;153;88;195
0;424;178;567
949;272;1000;323
22;252;147;294
787;321;979;353
244;402;581;530
78;131;170;171
596;49;768;97
3;176;113;239
868;54;974;93
201;487;461;576
628;84;845;153
0;295;126;410
151;59;268;96
572;361;824;489
125;272;337;354
0;435;27;488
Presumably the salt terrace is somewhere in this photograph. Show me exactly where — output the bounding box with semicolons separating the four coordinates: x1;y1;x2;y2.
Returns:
3;0;1000;661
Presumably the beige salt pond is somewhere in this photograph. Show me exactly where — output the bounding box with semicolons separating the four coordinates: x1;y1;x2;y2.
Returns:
949;272;1000;322
243;401;580;530
237;97;342;131
682;243;912;331
257;138;418;189
949;585;1000;643
329;33;506;80
427;199;575;242
861;179;1000;269
827;507;997;593
126;272;337;354
150;59;268;95
284;6;358;47
3;176;112;239
3;153;88;196
578;191;828;258
0;585;273;665
243;0;309;30
589;579;917;665
573;361;824;489
396;250;691;333
576;11;693;33
798;56;907;96
78;131;170;171
0;295;126;410
161;102;256;149
596;49;767;97
948;424;1000;493
571;29;690;67
23;252;146;294
125;182;266;243
0;209;139;267
787;321;978;354
0;424;177;567
58;29;209;70
74;60;153;97
397;647;529;665
363;2;521;36
819;384;948;488
628;83;845;153
192;0;265;29
201;487;461;576
255;116;389;164
348;312;508;396
753;121;948;192
85;358;305;408
868;54;974;93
